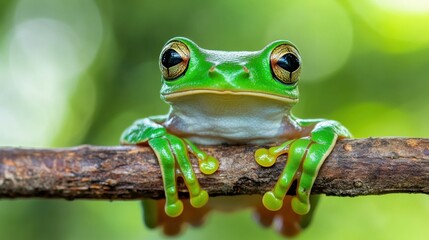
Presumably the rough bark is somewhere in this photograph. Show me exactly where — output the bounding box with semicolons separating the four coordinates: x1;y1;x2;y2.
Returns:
0;138;428;200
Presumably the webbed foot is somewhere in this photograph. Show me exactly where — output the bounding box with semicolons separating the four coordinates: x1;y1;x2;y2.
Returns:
149;134;219;217
121;118;219;218
255;121;350;215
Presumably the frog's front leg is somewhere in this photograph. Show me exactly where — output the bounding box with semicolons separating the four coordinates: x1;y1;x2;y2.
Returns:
121;117;219;217
255;120;351;215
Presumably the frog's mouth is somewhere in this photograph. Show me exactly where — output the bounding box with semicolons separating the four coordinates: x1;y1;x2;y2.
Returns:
162;89;298;103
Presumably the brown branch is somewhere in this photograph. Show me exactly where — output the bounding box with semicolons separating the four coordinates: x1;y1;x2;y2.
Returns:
0;138;428;200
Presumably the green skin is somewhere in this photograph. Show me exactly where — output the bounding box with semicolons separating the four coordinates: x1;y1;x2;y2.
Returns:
121;37;351;219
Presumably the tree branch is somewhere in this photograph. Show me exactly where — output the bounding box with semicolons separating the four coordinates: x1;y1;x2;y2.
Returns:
0;138;428;200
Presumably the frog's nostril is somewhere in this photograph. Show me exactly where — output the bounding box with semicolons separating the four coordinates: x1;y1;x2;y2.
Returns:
242;66;249;73
242;65;250;77
243;66;249;74
209;65;216;73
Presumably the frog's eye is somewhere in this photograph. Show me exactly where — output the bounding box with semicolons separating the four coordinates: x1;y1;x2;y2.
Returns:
160;41;190;80
270;44;301;84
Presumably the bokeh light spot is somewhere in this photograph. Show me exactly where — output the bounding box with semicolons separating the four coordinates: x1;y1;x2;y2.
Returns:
330;102;417;138
371;0;429;14
265;1;353;81
350;0;429;52
0;0;102;146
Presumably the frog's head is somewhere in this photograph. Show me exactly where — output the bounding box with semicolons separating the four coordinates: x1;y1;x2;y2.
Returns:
159;37;301;111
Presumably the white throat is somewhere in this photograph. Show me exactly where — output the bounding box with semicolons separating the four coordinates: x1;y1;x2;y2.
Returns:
163;92;293;145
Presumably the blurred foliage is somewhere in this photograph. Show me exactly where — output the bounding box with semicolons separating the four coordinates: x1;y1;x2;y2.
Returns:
0;0;429;239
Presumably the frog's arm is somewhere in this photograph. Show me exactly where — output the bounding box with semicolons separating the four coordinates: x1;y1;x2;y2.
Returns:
120;116;219;217
255;118;351;215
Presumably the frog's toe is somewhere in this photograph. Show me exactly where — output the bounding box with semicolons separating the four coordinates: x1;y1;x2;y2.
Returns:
183;139;219;175
255;148;276;167
291;197;310;215
262;191;283;211
199;156;219;175
190;190;209;208
165;199;184;217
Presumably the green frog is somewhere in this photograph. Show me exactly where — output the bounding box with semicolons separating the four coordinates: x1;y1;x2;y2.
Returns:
120;37;351;236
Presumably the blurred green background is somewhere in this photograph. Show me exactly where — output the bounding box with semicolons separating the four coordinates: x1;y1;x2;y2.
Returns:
1;0;428;239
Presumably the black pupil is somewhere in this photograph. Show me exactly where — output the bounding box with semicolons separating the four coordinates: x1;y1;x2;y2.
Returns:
277;53;300;72
161;49;183;68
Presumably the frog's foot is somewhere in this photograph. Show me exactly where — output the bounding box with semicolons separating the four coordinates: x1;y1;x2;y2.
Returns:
255;125;339;215
256;139;311;212
149;135;219;217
